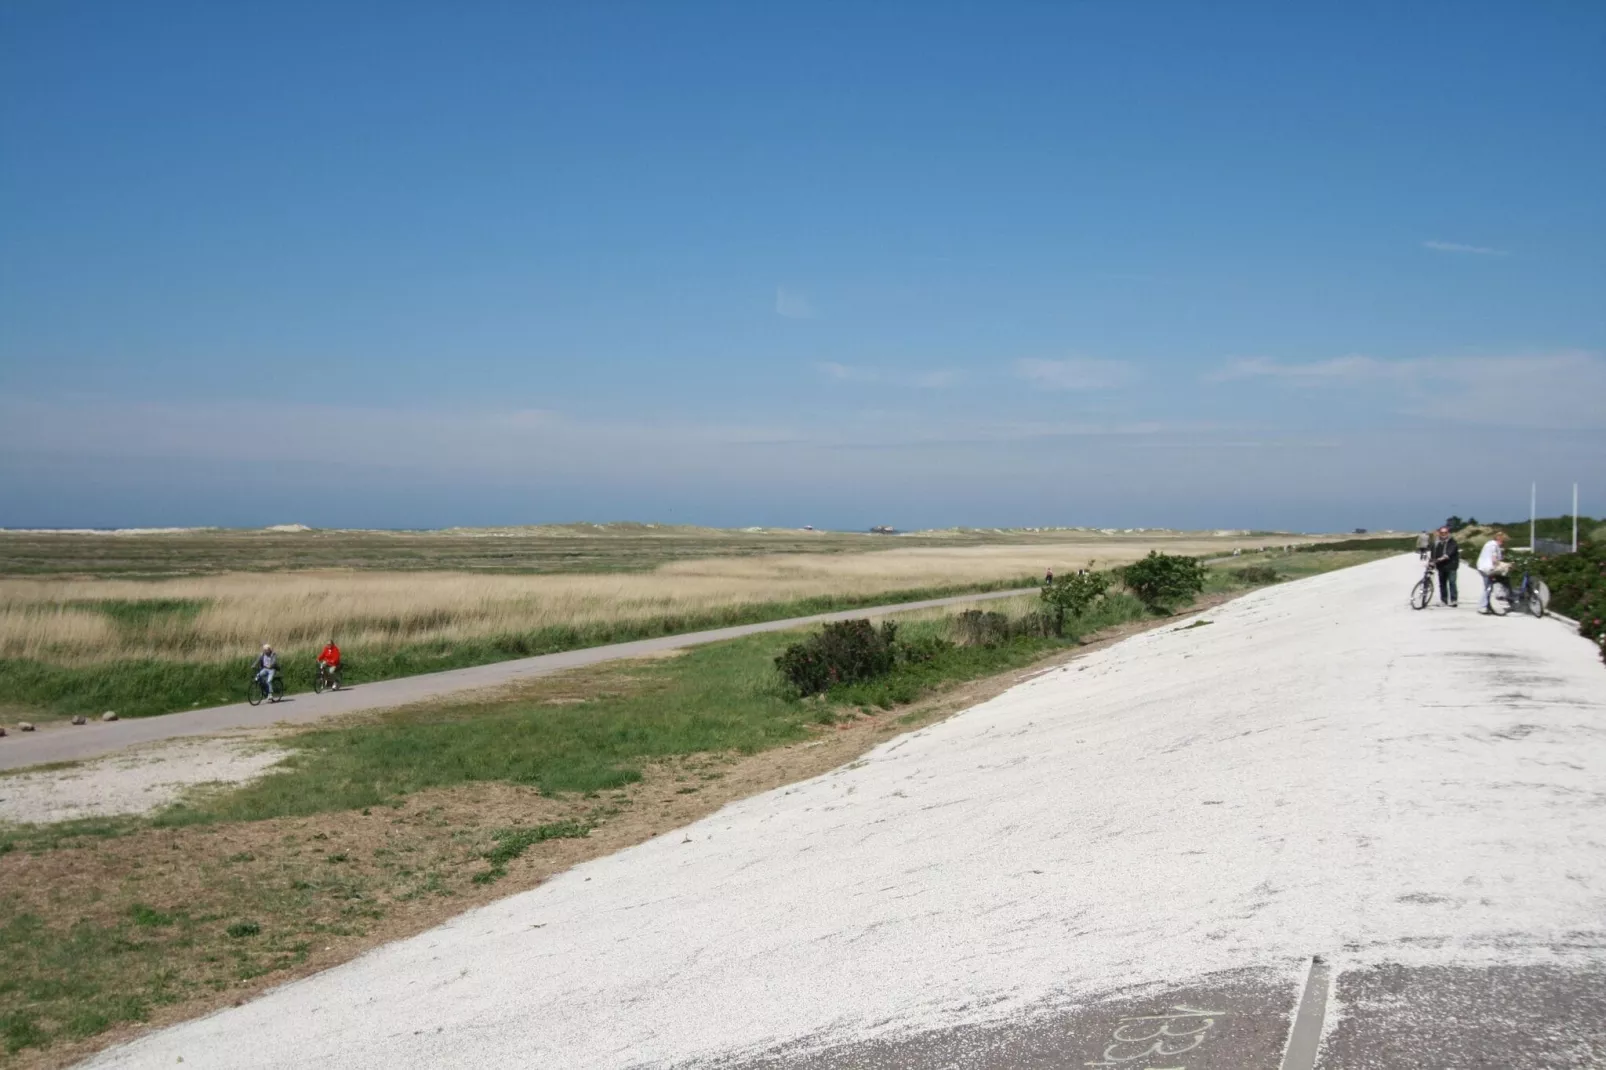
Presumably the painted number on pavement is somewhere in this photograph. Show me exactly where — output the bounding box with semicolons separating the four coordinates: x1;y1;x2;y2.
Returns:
1084;1006;1225;1068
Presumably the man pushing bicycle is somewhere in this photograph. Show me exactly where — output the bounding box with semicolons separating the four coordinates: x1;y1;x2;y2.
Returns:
1430;526;1459;606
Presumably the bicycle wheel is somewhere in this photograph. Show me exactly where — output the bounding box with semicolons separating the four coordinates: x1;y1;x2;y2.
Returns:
270;676;286;702
313;671;326;695
247;679;264;707
1527;585;1545;618
1411;576;1432;610
1488;582;1512;616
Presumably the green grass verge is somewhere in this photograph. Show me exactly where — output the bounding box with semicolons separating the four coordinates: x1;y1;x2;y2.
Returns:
0;579;1033;721
150;632;837;824
828;592;1150;711
145;586;1208;828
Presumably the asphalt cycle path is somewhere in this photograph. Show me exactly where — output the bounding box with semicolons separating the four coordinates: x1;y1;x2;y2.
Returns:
0;587;1035;772
83;556;1606;1069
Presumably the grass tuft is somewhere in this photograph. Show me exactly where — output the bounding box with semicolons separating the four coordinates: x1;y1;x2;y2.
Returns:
474;821;593;884
128;904;176;928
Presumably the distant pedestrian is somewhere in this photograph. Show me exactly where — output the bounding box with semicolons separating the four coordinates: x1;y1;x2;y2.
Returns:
1044;567;1053;584
1416;531;1431;560
1476;531;1508;614
1430;526;1459;606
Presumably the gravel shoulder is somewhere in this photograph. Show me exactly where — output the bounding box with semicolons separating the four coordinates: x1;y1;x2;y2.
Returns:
0;738;288;824
80;556;1606;1069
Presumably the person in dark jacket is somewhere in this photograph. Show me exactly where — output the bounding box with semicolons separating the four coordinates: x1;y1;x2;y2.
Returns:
1431;526;1459;606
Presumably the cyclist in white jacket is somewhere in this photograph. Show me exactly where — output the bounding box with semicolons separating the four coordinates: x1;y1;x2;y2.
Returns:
1476;532;1507;613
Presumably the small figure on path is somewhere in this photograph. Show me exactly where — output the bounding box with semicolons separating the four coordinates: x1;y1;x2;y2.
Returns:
317;638;343;691
1416;530;1431;560
1043;567;1053;584
1476;531;1508;614
1431;526;1459;606
253;644;279;695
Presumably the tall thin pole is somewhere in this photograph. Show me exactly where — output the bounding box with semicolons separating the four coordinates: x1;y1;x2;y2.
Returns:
1531;482;1536;551
1575;483;1580;553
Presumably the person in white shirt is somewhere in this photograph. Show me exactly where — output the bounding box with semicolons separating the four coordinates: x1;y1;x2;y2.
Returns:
1476;531;1508;614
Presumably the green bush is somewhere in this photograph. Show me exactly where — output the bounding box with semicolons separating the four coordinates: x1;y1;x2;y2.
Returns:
1231;565;1281;585
1119;552;1207;611
1039;571;1111;635
774;619;899;695
953;610;1012;646
895;632;956;665
1519;539;1606;665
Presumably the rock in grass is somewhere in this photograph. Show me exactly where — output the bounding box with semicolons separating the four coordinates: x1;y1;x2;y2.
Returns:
71;715;88;726
101;711;119;722
18;722;34;732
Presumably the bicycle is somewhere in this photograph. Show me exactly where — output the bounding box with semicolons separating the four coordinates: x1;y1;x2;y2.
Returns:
1410;560;1436;610
312;662;343;694
1489;567;1546;619
247;672;286;706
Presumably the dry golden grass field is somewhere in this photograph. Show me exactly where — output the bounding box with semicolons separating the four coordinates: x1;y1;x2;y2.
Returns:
0;533;1307;666
0;525;1352;720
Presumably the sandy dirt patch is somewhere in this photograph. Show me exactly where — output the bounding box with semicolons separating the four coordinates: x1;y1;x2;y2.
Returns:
0;738;289;825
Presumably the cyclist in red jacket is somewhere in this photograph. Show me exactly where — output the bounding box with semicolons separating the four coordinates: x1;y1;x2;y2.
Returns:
317;640;342;691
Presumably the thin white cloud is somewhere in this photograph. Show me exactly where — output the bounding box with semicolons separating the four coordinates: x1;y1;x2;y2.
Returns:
818;361;873;382
815;363;958;389
1014;358;1135;391
1207;350;1606;429
775;286;816;319
1422;240;1508;256
1209;355;1394;383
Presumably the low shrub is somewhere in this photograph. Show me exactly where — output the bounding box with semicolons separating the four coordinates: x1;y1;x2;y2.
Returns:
1119;552;1207;612
1231;565;1281;585
774;619;899;695
1010;610;1058;638
954;610;1012;647
1517;536;1606;667
896;632;956;664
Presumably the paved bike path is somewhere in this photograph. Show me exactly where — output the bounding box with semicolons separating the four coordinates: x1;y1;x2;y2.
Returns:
83;555;1606;1069
0;587;1034;772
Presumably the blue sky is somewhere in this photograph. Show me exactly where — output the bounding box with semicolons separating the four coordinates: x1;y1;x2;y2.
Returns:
2;1;1602;532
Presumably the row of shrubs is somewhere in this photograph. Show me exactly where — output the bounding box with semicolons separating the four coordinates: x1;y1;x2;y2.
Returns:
1513;536;1606;666
775;552;1214;696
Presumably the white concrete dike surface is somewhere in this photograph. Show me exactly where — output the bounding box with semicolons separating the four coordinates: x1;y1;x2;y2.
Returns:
83;556;1606;1069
